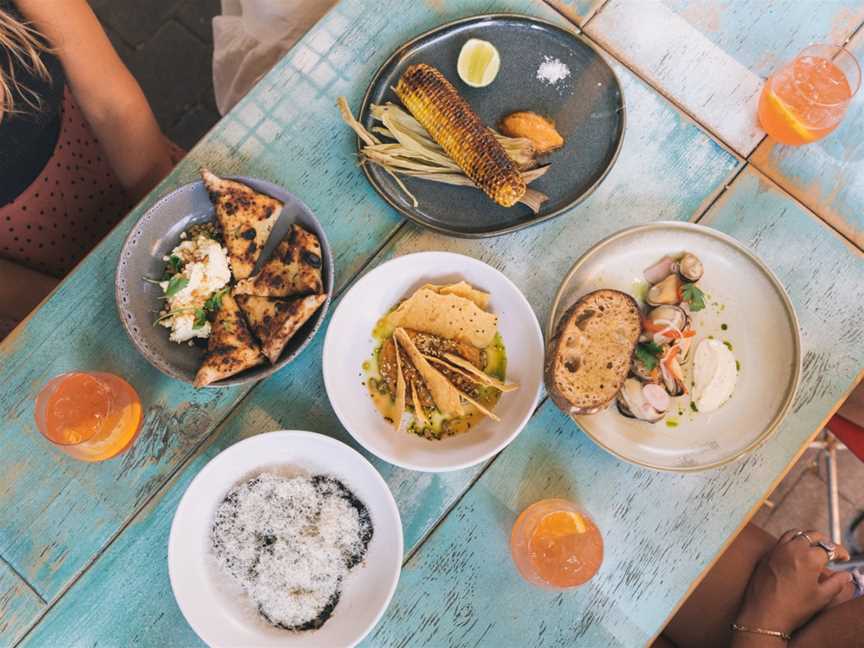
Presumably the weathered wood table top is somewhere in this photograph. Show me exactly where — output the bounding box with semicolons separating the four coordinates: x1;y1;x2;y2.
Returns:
2;1;863;646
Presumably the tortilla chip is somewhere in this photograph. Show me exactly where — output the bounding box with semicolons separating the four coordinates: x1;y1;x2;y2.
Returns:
420;281;490;309
410;380;429;429
424;353;518;393
392;332;406;430
456;388;502;422
385;288;497;348
441;352;519;392
394;328;463;417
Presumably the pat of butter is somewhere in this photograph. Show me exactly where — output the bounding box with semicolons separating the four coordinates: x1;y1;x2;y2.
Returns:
692;339;737;413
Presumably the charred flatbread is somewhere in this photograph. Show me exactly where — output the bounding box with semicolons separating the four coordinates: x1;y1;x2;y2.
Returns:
233;225;323;297
235;293;327;363
194;293;265;387
201;169;282;280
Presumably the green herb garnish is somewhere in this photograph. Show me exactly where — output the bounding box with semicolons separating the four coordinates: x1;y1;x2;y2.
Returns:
165;275;189;298
634;341;663;371
681;283;706;311
203;287;229;313
168;255;182;274
152;306;197;326
193;308;207;328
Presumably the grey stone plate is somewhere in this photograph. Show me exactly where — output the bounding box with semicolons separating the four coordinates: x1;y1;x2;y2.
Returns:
115;177;334;387
359;13;624;238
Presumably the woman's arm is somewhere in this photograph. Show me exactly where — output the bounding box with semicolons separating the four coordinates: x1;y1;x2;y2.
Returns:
14;0;174;202
0;258;57;321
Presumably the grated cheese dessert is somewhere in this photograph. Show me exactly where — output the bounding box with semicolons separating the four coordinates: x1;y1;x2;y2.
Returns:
210;473;373;631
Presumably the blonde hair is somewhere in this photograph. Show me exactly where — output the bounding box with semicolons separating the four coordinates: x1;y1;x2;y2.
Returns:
0;8;52;122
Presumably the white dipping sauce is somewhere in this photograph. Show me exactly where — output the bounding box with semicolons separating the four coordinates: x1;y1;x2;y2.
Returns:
692;339;737;413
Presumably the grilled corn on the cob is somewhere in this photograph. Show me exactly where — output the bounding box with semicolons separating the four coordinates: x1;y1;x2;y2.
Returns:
395;63;526;207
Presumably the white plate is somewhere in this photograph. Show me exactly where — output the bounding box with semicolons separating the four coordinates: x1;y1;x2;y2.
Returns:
548;222;801;472
168;431;403;647
323;251;544;472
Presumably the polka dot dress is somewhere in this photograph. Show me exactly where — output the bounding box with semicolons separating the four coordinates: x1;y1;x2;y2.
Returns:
0;87;182;278
0;87;185;343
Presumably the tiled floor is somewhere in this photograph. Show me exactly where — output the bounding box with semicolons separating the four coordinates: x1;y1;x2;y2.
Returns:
91;0;222;150
753;432;864;551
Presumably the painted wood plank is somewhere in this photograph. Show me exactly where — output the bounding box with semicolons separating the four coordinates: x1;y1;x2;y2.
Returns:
751;26;864;250
585;0;864;156
0;562;44;647
368;166;864;647
546;0;606;25
17;17;741;645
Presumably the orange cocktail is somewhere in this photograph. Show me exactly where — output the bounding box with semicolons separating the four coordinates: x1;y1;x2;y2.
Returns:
510;498;603;589
758;44;860;146
34;372;142;461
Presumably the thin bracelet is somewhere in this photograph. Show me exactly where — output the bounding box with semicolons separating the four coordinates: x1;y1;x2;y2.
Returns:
731;623;792;642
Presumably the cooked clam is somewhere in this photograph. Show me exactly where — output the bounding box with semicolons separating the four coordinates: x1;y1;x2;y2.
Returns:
660;346;688;396
616;378;668;423
631;355;660;382
673;252;703;282
647;304;689;344
646;274;682;306
673;334;693;363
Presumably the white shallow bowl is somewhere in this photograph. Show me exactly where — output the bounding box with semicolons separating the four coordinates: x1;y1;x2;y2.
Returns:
548;222;801;472
323;251;544;472
168;431;403;648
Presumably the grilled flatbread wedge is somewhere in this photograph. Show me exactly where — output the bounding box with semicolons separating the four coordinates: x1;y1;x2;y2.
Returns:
194;293;265;387
545;289;642;415
233;225;323;297
235;293;327;363
201;169;282;280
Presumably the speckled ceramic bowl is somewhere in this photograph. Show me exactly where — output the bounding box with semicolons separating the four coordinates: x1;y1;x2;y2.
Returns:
115;177;334;387
547;222;801;472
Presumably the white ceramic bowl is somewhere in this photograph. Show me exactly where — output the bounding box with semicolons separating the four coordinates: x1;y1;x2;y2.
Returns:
168;431;403;647
548;222;801;472
323;252;544;472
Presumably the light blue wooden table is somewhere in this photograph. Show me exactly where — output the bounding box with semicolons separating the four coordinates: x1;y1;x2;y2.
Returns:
2;1;863;646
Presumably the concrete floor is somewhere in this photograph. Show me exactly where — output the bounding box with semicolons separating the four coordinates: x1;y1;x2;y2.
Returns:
92;0;864;555
752;432;864;551
91;0;222;150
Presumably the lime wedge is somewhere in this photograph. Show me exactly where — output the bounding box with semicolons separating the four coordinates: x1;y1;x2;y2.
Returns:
457;39;500;88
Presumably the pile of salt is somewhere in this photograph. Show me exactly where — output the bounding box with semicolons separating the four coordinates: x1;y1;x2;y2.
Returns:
536;56;571;85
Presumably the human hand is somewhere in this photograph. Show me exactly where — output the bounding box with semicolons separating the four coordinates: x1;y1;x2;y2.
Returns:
735;529;853;636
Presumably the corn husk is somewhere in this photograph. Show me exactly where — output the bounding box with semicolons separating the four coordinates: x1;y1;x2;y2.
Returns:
338;96;549;212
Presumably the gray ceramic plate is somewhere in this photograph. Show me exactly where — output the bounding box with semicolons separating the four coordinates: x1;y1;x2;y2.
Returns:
359;13;624;237
547;222;801;472
115;177;334;387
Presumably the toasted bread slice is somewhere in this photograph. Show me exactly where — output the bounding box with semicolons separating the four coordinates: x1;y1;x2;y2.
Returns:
235;293;327;363
194;293;265;387
545;289;642;415
201;169;282;280
233;225;323;297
